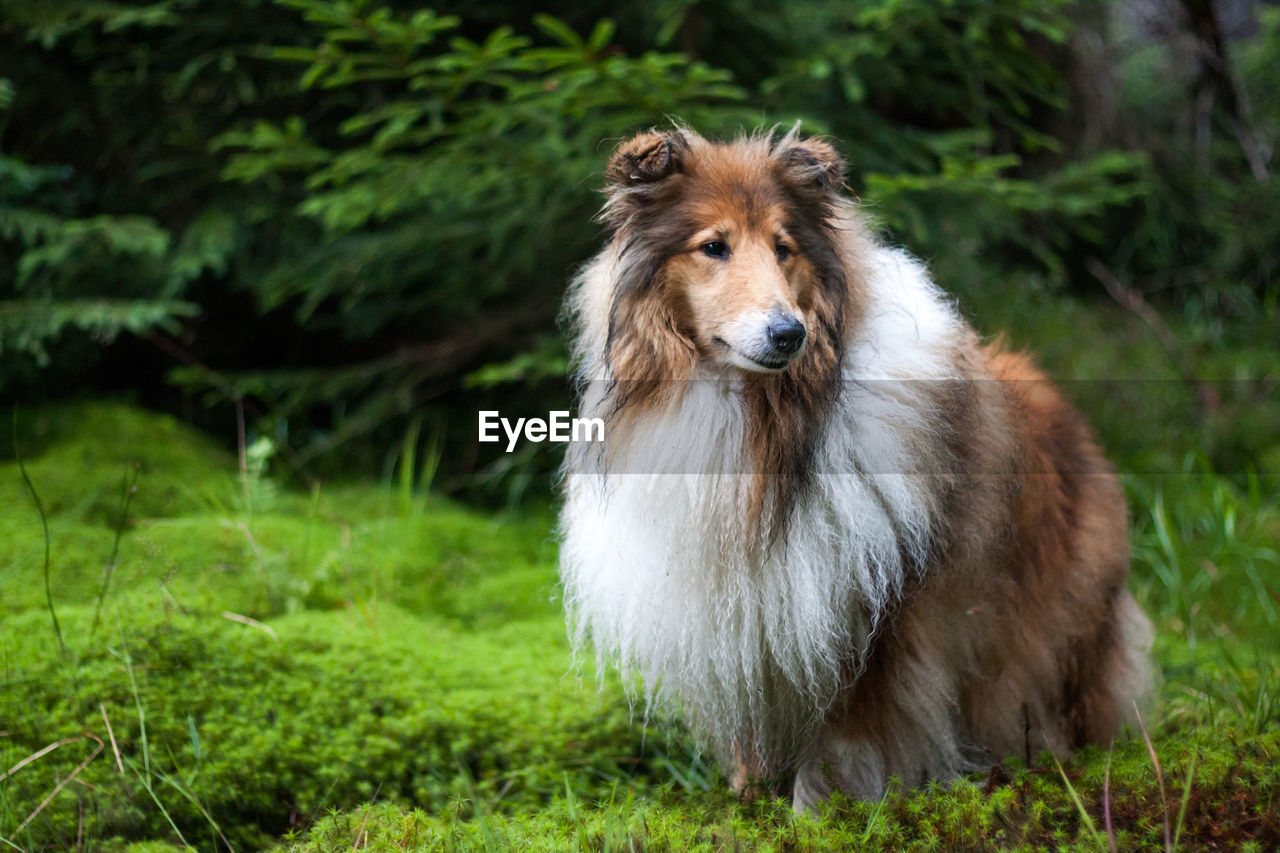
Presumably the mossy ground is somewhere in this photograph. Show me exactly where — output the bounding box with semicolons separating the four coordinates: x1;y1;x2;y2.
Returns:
2;395;1277;851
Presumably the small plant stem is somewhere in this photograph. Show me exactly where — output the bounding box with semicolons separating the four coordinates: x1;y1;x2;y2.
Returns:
15;734;103;833
92;462;141;637
100;703;124;774
1103;747;1117;853
13;407;64;657
1173;750;1199;851
1134;703;1172;852
1;736;82;782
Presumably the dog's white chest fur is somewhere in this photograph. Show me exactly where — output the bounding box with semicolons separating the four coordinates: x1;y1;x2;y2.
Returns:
559;245;964;773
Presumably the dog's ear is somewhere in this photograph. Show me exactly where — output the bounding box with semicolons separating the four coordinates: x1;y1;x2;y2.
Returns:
774;136;846;193
605;130;686;188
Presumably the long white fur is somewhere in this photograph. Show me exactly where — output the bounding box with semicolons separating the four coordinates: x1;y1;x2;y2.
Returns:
559;212;967;781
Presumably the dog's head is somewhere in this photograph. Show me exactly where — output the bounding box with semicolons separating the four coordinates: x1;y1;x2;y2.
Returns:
600;127;849;378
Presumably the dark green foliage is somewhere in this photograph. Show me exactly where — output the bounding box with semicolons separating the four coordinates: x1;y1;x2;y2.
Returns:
0;0;275;393
0;154;200;383
200;0;1155;481
658;0;1153;284
197;0;749;460
8;0;1259;490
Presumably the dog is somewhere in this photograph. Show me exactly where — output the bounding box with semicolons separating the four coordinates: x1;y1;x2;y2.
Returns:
558;126;1153;808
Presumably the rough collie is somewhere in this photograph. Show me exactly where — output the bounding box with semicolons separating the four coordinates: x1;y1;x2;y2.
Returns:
558;126;1153;808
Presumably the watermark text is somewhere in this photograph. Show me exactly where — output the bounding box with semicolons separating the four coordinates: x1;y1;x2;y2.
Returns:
478;410;605;452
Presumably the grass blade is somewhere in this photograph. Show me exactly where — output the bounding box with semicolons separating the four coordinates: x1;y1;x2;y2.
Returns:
92;462;141;636
1;736;83;782
13;406;64;657
1172;750;1198;851
1134;704;1172;852
1103;747;1116;853
16;734;103;834
1047;745;1104;849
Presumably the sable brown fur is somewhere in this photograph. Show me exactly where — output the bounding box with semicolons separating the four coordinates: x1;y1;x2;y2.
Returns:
561;126;1154;809
792;348;1147;801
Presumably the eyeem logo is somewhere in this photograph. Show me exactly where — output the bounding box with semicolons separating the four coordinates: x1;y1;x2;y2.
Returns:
478;411;605;453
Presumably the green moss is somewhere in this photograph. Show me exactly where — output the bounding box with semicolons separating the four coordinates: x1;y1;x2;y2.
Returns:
2;403;1277;851
1;583;664;849
276;729;1280;852
1;405;651;850
3;403;234;525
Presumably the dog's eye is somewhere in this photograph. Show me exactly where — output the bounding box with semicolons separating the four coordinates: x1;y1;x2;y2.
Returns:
776;245;791;262
702;241;729;259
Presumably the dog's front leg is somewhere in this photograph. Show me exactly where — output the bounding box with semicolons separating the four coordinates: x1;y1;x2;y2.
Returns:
791;635;972;809
729;739;778;801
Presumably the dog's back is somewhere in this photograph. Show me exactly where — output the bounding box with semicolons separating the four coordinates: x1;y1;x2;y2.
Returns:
790;346;1153;806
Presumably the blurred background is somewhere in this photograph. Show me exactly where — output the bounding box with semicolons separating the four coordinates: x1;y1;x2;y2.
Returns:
1;0;1278;502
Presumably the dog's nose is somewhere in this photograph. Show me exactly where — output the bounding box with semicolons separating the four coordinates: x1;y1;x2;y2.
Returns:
767;314;806;354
